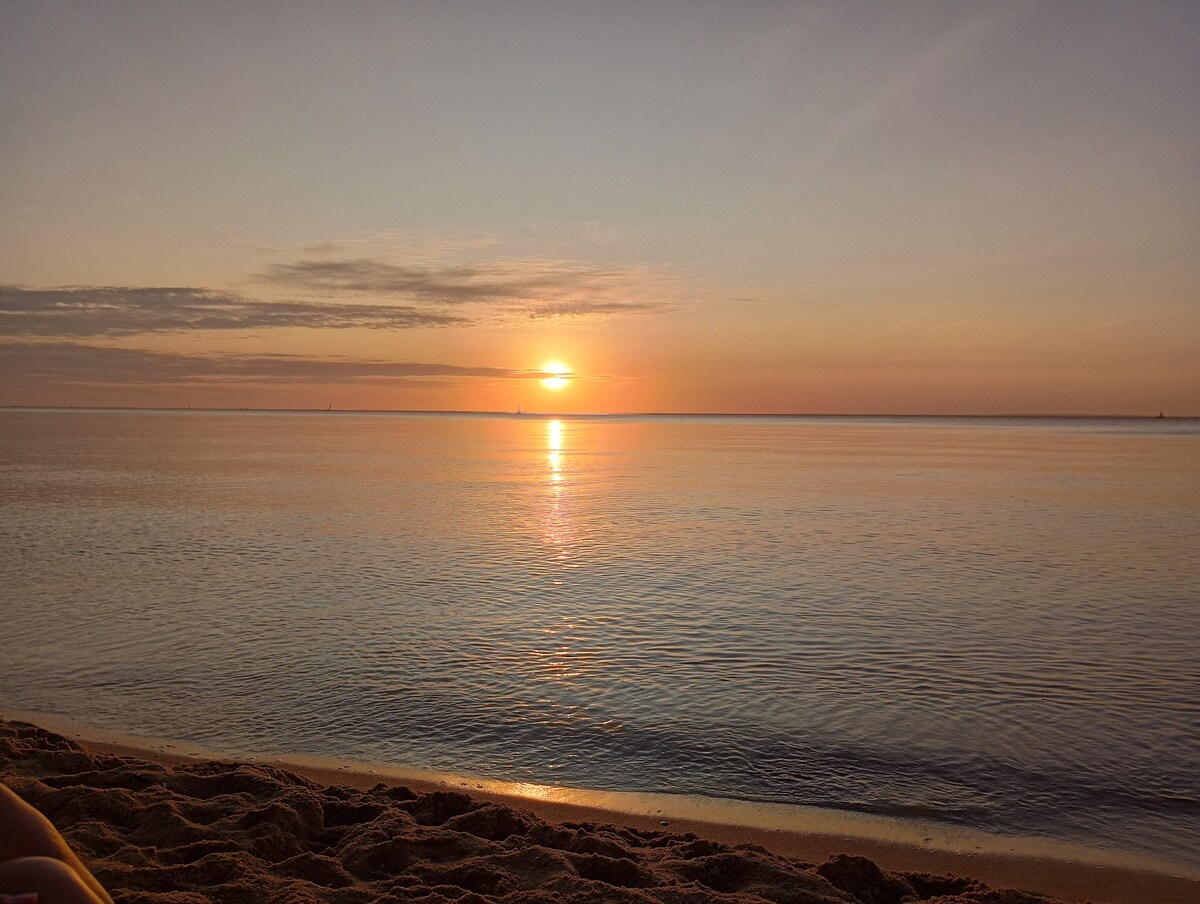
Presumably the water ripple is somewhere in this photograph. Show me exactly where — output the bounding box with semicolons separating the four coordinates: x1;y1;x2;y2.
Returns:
2;410;1198;868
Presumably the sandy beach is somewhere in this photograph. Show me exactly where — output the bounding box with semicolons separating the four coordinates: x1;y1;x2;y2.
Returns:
2;718;1196;904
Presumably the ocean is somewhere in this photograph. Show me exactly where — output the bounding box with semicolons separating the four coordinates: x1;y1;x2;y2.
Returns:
2;409;1198;869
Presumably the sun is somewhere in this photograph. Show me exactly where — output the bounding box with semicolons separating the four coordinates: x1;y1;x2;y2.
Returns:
540;360;571;391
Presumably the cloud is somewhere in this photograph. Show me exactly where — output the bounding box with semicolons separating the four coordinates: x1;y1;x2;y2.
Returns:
0;342;525;386
524;299;663;318
806;5;1025;165
0;286;467;338
0;252;678;341
287;230;502;265
260;256;679;317
261;259;522;303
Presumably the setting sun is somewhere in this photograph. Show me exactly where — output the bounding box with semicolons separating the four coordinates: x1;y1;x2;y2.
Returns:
540;360;571;391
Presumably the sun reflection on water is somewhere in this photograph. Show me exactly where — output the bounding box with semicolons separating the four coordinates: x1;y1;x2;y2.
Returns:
544;420;570;549
537;418;587;688
547;419;563;482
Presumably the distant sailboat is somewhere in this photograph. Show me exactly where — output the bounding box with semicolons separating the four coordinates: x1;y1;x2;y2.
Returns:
327;403;332;412
1157;410;1165;419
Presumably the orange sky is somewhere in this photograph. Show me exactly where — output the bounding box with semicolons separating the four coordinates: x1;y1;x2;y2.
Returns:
2;3;1198;415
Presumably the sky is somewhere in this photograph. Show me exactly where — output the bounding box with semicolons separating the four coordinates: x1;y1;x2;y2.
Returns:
2;0;1198;415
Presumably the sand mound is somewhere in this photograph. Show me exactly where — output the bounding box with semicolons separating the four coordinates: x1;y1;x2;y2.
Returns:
1;719;1068;903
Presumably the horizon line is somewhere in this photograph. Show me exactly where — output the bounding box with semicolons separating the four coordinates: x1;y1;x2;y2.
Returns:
2;404;1194;420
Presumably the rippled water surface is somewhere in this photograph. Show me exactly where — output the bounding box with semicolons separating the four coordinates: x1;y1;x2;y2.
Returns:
2;410;1198;867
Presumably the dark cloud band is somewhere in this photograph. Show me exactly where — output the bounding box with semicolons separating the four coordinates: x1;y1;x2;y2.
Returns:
0;343;523;386
0;286;467;338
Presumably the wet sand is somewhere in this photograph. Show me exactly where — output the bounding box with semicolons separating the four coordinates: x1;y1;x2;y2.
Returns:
2;717;1196;903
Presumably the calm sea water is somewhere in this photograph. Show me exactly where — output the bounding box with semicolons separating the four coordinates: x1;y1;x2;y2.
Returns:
2;409;1198;867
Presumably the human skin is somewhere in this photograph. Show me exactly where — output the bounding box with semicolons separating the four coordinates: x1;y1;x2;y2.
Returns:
0;784;113;904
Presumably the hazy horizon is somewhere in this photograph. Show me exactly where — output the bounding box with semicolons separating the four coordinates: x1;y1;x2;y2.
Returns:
3;2;1198;415
3;403;1194;420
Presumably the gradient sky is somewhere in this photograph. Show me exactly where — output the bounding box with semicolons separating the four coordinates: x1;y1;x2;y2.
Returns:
2;1;1198;414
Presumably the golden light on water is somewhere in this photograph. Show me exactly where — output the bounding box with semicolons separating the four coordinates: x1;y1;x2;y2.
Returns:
544;419;570;545
540;360;571;391
547;419;563;481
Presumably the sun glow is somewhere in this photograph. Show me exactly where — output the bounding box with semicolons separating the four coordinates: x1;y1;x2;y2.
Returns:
540;360;571;391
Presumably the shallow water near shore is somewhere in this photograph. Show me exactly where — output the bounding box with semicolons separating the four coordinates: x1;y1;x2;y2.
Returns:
2;409;1198;870
9;706;1196;886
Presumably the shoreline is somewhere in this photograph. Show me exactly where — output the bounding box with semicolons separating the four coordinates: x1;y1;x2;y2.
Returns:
5;710;1198;904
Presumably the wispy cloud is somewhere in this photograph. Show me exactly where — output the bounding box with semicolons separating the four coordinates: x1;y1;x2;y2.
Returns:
3;229;685;350
1;252;678;341
524;299;663;318
0;342;526;386
260;255;681;318
261;259;525;303
264;229;501;266
807;5;1024;165
0;286;466;337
